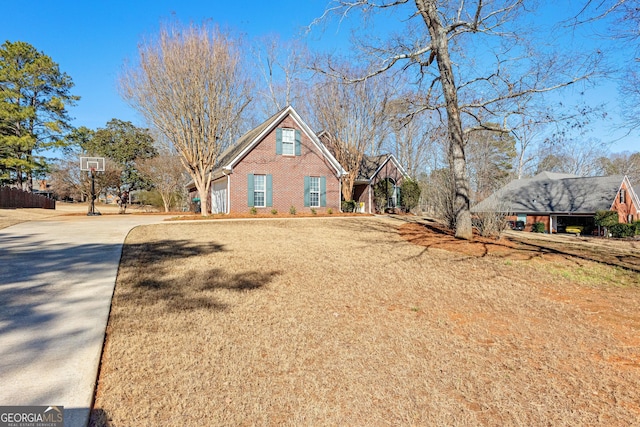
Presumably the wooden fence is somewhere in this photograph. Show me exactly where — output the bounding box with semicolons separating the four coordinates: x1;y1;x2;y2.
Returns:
0;187;56;209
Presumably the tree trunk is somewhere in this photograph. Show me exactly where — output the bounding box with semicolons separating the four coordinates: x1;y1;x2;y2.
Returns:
193;173;211;217
161;194;171;212
416;0;473;239
342;172;356;201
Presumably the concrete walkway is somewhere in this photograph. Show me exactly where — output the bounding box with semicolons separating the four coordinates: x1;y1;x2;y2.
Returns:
0;214;170;427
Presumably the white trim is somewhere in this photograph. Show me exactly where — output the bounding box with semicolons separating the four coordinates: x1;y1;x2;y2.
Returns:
223;106;347;178
339;178;342;212
253;174;267;208
309;176;320;208
226;174;231;214
624;176;640;213
611;179;624;211
281;127;295;156
369;154;410;181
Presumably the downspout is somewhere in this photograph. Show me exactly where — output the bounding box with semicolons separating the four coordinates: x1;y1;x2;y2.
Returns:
368;182;372;214
227;172;232;214
222;167;232;214
339;174;343;212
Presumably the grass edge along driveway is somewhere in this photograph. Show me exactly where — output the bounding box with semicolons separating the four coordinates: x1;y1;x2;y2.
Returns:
90;217;640;426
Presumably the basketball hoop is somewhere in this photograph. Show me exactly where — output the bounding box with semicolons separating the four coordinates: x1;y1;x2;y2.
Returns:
80;157;105;216
80;157;105;172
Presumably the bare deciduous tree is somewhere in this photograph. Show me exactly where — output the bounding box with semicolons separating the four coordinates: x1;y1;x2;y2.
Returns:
316;0;600;239
50;156;122;202
311;67;390;201
137;147;188;212
599;151;640;184
253;35;311;116
535;137;609;177
386;98;438;178
119;23;252;216
466;125;516;203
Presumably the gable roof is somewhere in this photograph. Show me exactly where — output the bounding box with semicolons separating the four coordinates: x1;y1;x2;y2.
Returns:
356;154;410;182
213;105;346;178
472;172;625;214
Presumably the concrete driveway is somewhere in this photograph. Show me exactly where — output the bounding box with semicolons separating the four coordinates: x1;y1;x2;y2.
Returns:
0;214;171;426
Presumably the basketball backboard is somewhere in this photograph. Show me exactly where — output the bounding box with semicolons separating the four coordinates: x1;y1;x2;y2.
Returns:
80;157;105;171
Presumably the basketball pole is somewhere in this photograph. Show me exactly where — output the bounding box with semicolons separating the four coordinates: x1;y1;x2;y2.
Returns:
88;168;101;216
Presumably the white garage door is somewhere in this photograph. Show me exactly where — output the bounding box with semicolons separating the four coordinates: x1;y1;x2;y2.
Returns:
211;180;227;214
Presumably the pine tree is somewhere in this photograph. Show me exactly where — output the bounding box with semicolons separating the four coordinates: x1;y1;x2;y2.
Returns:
0;41;79;190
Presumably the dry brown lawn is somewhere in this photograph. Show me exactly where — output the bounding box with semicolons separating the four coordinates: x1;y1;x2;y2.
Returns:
90;217;640;426
0;202;128;229
0;207;61;229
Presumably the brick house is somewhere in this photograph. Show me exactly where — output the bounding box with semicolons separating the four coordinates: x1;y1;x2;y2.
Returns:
352;154;409;213
316;131;411;214
189;106;346;214
471;171;640;233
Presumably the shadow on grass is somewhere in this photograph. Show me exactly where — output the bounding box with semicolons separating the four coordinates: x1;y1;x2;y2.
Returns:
399;220;640;273
396;220;584;264
508;235;640;273
115;239;280;312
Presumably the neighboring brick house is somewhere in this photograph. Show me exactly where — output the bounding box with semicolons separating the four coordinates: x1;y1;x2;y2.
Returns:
189;106;346;214
471;171;640;233
352;154;409;213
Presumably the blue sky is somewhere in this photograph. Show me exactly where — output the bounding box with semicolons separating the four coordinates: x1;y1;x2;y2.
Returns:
2;0;330;129
3;0;638;153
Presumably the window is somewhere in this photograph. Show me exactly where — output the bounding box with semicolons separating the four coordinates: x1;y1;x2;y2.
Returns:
254;175;266;207
620;189;626;204
304;176;326;207
309;176;320;207
282;128;295;156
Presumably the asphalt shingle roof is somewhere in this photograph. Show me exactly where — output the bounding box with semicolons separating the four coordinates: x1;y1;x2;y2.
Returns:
357;154;390;181
472;172;624;214
214;107;289;172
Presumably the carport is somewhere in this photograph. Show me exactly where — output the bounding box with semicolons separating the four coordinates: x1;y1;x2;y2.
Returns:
552;214;595;234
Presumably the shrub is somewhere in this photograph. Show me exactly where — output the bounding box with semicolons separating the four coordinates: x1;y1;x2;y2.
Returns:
634;220;640;235
532;222;545;233
136;190;164;209
249;207;257;215
327;208;333;215
609;223;635;238
311;208;317;215
289;205;297;215
400;178;421;212
473;211;509;238
271;208;278;215
341;200;356;213
373;181;393;213
595;210;618;227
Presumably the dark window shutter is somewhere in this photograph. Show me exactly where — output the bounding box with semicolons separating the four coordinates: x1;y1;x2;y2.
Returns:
266;174;273;207
276;128;283;155
304;176;310;207
247;174;254;207
295;129;301;156
320;176;327;207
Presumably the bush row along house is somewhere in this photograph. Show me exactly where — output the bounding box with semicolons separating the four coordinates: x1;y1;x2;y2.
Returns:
188;106;409;214
472;171;640;233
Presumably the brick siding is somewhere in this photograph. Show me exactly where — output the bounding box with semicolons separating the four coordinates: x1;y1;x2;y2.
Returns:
612;180;639;223
355;158;405;213
228;115;340;214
